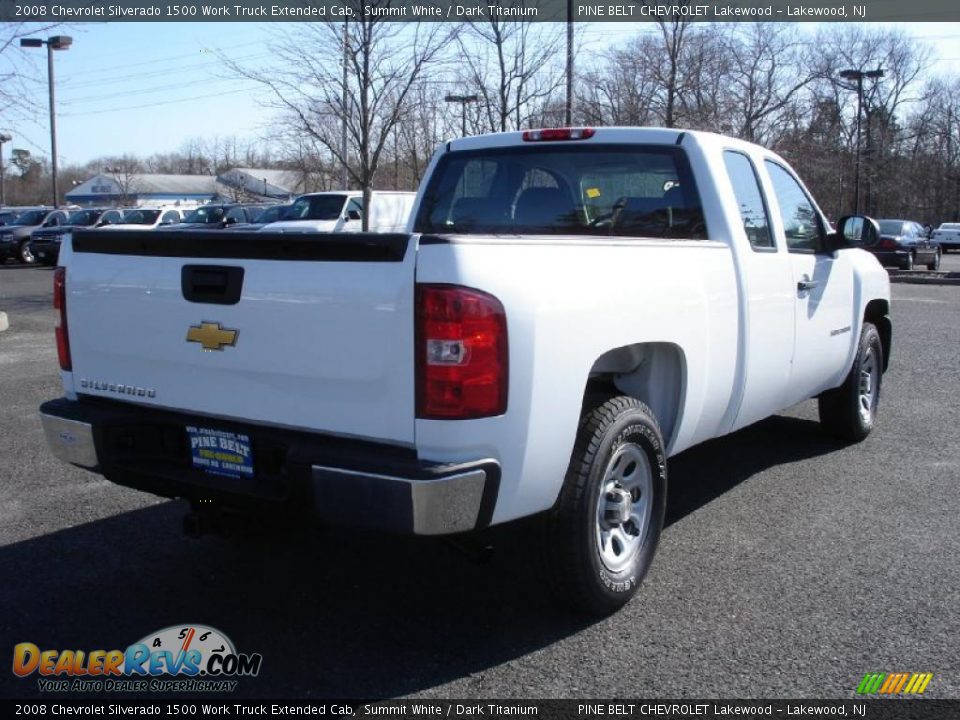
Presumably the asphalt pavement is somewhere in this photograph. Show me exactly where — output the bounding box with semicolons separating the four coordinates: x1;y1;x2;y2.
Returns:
1;258;958;700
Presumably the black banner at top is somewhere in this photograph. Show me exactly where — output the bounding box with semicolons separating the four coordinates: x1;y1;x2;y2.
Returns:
1;0;959;22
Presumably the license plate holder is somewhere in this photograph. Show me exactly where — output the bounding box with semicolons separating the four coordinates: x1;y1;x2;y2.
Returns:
186;425;254;480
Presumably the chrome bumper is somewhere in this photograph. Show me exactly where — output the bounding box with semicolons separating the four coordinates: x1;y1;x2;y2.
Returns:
39;412;99;469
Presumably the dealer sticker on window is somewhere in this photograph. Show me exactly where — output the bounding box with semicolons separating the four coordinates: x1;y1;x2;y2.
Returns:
186;426;254;479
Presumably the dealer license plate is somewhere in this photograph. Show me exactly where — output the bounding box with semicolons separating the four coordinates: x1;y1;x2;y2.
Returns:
186;426;254;479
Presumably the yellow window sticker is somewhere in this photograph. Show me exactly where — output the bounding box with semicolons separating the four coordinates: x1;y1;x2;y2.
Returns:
586;187;601;199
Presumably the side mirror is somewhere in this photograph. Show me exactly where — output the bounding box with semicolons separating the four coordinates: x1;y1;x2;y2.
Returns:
826;215;878;252
347;209;361;221
223;216;237;226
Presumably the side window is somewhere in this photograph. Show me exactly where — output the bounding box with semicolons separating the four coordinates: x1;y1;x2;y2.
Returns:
161;211;180;224
225;207;245;223
346;198;363;218
723;151;773;250
764;161;824;253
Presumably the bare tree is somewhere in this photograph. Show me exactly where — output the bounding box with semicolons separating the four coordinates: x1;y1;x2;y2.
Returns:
103;154;142;206
223;4;452;230
456;8;565;133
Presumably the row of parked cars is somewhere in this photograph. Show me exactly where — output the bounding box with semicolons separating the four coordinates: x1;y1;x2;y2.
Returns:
3;200;957;270
0;191;417;266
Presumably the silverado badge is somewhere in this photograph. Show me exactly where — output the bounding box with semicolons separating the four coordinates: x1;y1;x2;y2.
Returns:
186;322;238;351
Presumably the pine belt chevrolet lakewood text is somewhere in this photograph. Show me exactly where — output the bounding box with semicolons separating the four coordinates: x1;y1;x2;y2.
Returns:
39;128;891;615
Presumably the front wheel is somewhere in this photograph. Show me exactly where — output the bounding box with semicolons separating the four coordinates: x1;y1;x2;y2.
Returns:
818;322;883;442
18;241;35;265
545;396;667;616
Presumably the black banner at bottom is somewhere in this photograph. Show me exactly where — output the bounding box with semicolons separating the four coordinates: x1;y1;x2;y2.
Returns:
2;700;959;720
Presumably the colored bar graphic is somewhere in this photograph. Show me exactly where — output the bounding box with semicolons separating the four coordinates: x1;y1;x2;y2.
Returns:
857;672;933;694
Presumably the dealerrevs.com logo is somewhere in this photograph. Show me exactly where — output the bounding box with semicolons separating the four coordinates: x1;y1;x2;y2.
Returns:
13;624;262;693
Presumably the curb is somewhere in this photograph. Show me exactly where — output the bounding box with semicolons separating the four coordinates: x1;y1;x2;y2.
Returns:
0;311;7;333
888;272;960;286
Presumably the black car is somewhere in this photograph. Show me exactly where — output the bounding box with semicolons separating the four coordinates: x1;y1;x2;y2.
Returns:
157;204;272;231
28;208;126;266
0;209;21;226
865;219;941;271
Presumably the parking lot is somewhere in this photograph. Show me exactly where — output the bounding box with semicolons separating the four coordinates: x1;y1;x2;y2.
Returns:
1;256;958;700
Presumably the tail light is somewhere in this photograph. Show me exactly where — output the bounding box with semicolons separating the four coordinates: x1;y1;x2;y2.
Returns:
53;266;71;371
522;127;595;141
416;285;508;419
879;238;898;250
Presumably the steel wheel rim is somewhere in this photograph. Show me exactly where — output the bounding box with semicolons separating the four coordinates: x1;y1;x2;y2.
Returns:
858;346;879;425
595;443;653;573
20;243;34;264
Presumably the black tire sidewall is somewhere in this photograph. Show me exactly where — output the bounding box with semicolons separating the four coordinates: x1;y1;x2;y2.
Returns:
584;418;666;600
850;324;883;436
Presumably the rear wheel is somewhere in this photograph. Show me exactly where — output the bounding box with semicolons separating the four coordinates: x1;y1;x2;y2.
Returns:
927;250;941;271
18;241;35;264
818;322;883;442
902;252;914;271
545;396;667;615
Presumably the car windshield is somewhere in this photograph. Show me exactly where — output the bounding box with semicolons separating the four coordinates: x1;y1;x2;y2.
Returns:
14;210;47;225
182;206;226;224
123;210;161;225
878;220;905;235
66;210;102;226
414;144;707;239
253;205;291;223
288;195;347;221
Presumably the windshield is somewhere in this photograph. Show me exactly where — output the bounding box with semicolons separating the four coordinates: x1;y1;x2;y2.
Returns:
66;210;102;226
14;210;47;226
182;206;226;224
122;210;161;225
253;205;290;224
288;195;347;221
414;145;706;238
878;220;905;235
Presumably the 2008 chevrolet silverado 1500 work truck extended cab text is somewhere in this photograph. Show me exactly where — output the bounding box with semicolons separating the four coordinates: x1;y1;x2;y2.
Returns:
40;128;891;615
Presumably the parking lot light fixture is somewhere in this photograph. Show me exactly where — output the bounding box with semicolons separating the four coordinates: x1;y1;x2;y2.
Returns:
444;94;480;137
839;68;884;215
20;35;73;207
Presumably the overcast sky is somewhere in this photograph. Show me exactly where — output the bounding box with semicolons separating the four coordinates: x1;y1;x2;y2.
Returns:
6;21;960;167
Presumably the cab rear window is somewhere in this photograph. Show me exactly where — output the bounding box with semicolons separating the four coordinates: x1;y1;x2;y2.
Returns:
414;144;707;239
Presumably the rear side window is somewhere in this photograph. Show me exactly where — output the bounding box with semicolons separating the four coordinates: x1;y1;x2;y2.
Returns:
414;144;707;239
723;151;773;250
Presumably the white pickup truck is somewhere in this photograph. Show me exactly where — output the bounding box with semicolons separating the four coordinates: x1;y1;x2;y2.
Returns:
40;128;891;615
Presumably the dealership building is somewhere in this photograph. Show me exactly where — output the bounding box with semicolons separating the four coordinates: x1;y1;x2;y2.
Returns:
65;168;306;207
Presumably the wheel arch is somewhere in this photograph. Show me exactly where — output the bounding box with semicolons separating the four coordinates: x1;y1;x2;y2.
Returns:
581;342;686;452
864;298;891;373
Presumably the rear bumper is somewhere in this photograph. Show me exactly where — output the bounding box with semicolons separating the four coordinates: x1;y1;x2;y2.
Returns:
39;397;499;535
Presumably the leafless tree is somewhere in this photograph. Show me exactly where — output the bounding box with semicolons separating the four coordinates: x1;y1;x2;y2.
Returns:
222;4;452;230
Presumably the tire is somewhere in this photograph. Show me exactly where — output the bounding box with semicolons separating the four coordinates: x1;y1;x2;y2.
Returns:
545;396;667;616
18;241;35;265
927;250;941;271
818;322;883;442
902;252;913;271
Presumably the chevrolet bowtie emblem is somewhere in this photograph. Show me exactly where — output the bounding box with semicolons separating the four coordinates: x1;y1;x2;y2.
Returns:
186;322;238;351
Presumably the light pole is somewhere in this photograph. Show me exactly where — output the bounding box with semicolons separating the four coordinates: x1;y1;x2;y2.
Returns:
840;68;883;215
20;35;72;207
566;0;573;125
0;133;11;206
444;94;479;137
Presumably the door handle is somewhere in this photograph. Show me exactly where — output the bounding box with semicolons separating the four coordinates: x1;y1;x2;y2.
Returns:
797;275;819;292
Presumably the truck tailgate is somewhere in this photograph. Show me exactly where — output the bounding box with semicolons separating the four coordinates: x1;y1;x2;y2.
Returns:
63;230;416;445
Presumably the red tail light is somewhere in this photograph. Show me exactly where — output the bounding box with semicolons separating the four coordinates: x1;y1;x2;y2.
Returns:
53;266;71;371
879;238;898;250
522;127;595;142
416;285;508;419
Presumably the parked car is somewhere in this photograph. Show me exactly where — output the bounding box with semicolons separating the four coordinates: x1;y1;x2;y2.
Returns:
0;209;22;226
262;191;415;233
865;219;941;271
97;207;186;231
28;208;126;266
931;222;960;253
221;204;293;231
157;204;271;231
0;208;68;264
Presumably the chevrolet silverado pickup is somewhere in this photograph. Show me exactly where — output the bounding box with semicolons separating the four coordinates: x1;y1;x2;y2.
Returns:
39;127;891;615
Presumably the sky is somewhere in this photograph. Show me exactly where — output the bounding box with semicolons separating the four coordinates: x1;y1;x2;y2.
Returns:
5;20;960;167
